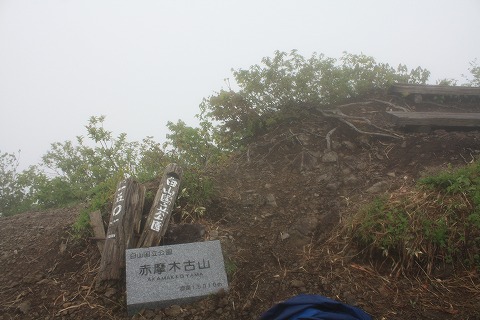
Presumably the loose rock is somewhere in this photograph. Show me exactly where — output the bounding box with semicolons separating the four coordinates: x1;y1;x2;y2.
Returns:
164;305;183;317
290;280;305;288
366;181;390;194
322;151;338;163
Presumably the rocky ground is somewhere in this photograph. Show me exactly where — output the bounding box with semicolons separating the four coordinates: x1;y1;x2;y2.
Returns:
1;95;480;319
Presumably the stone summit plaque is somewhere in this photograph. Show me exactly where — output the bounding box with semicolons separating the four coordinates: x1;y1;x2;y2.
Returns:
126;240;228;315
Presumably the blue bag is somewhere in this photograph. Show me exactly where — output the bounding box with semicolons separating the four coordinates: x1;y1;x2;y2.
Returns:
259;294;372;320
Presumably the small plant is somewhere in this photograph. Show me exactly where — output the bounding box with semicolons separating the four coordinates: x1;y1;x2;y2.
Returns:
354;197;413;259
224;258;238;280
349;160;480;273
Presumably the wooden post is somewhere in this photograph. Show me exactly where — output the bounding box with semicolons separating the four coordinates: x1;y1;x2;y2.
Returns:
137;163;182;248
89;210;106;256
98;178;145;281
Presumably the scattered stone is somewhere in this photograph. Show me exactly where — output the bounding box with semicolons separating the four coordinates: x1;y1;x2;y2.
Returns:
164;305;183;317
265;194;277;207
261;212;274;219
322;151;338;163
104;287;117;298
143;309;156;318
316;212;340;241
59;242;67;254
366;181;389;194
344;292;357;306
164;224;206;245
356;162;367;170
290;280;305;288
293;214;318;236
357;136;370;146
326;182;341;191
343;175;359;185
209;229;219;240
387;172;396;178
241;191;265;207
342;141;355;151
280;232;290;240
316;173;331;182
17;301;30;314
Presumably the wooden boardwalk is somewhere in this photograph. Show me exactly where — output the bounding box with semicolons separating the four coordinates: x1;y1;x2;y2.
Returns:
387;111;480;128
391;84;480;96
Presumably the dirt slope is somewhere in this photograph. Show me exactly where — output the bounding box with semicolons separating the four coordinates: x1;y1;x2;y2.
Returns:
1;96;479;319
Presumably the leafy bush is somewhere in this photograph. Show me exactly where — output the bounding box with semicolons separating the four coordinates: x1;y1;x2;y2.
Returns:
0;151;29;216
199;50;430;149
164;120;221;221
464;59;480;86
72;172;124;238
42;116;165;191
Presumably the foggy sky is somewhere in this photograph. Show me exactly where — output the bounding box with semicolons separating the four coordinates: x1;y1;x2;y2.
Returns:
1;0;479;169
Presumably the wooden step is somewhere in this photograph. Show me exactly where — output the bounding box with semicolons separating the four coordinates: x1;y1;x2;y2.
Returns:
391;84;480;96
387;111;480;128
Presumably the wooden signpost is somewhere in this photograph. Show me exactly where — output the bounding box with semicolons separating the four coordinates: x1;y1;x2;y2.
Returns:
98;178;145;281
137;163;183;248
97;164;182;282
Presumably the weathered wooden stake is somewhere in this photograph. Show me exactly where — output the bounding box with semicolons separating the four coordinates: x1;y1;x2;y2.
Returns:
137;163;182;248
89;210;106;256
98;178;145;281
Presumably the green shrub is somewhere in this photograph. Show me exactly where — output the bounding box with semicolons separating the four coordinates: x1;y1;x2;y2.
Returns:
72;172;124;238
351;160;480;272
199;50;430;149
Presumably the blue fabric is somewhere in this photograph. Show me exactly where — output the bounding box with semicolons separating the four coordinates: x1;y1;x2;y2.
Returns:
259;294;372;320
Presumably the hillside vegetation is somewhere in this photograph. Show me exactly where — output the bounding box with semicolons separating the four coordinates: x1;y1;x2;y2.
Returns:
1;51;480;319
0;50;439;217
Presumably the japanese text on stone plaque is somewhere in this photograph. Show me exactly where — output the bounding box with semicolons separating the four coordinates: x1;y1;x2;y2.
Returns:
150;176;179;232
137;258;211;276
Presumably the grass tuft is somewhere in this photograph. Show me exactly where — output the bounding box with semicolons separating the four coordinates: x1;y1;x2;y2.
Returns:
348;160;480;274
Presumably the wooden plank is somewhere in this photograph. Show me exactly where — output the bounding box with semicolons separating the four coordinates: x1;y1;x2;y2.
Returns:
137;163;183;248
387;111;480;127
98;178;145;281
391;84;480;96
89;210;106;256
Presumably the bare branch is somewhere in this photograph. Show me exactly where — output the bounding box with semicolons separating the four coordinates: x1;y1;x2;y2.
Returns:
326;128;337;151
337;117;403;139
320;110;403;140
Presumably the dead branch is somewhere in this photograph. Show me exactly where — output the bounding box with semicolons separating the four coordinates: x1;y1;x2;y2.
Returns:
335;101;375;109
289;129;304;146
339;118;402;139
320;110;403;139
55;302;88;316
326;128;337;151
